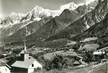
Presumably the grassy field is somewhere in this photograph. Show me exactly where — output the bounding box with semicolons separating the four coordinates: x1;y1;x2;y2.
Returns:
32;62;108;73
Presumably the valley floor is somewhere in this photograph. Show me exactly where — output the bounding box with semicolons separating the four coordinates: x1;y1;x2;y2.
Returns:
12;61;108;73
40;61;108;73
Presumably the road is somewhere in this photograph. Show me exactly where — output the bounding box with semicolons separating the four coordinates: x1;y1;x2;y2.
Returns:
88;62;108;73
58;62;108;73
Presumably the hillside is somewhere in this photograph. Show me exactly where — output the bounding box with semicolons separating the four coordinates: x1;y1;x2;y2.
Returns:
2;5;89;47
71;13;108;48
46;0;108;41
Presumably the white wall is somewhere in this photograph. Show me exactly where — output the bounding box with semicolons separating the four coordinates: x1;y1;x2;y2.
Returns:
0;66;10;73
33;61;42;69
28;68;34;73
29;61;42;69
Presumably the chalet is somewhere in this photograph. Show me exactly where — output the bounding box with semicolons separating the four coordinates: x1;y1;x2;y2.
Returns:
80;37;98;43
11;46;42;73
79;43;99;51
66;41;77;46
93;50;105;55
93;48;106;62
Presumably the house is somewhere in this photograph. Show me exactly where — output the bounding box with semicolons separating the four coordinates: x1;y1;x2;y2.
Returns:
93;50;105;55
93;49;106;62
0;63;10;73
66;41;77;46
11;46;42;73
79;43;99;51
80;37;98;43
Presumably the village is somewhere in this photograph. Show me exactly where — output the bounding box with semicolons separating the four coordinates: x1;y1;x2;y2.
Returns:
0;40;108;73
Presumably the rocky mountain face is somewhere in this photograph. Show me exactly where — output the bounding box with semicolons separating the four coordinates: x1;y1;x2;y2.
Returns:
0;13;26;38
46;0;108;41
67;0;108;48
1;16;52;40
71;13;108;48
0;0;100;48
0;13;25;25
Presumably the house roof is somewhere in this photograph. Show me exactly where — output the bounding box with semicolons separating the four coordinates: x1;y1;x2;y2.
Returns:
80;37;98;42
11;56;39;69
66;41;77;46
79;44;99;51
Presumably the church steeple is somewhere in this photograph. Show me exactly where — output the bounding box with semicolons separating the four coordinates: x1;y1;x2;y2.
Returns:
24;40;27;53
20;40;29;61
20;26;29;61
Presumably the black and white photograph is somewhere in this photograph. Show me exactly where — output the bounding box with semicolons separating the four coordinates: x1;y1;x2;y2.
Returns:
0;0;108;73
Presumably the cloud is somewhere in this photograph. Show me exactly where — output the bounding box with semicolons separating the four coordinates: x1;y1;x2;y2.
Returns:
0;0;3;18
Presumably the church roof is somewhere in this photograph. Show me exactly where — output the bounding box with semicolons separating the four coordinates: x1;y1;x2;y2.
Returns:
11;56;38;68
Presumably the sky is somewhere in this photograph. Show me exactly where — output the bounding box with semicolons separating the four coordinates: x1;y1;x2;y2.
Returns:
0;0;93;18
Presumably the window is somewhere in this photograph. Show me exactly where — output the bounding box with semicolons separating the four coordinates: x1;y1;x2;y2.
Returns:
32;64;34;67
29;57;31;59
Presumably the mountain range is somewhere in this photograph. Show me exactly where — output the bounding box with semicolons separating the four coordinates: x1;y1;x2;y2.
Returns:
1;0;107;48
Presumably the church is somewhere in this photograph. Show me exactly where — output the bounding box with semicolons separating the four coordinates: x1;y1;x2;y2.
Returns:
11;45;42;73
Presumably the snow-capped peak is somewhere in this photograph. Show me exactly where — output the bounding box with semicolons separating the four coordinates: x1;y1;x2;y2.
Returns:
24;0;98;21
60;2;78;11
9;12;26;24
85;0;98;5
25;1;98;21
27;5;60;21
32;5;44;11
10;12;26;17
31;5;60;17
27;2;80;20
0;1;98;23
